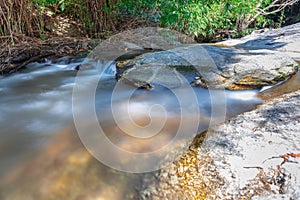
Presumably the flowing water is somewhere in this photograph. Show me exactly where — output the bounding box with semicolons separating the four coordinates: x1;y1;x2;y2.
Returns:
0;56;284;199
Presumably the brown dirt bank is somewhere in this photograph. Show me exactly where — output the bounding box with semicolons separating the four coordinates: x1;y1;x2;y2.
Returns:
0;36;98;74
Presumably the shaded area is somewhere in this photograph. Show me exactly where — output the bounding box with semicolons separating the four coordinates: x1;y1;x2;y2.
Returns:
0;37;97;74
218;23;300;62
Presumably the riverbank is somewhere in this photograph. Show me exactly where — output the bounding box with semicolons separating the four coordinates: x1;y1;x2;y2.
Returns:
0;36;99;74
2;21;299;76
141;87;300;200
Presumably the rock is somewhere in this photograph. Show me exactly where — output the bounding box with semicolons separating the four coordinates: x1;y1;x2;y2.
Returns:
218;23;300;62
78;27;196;75
141;89;300;199
203;89;300;199
89;27;195;62
119;63;193;89
118;45;298;90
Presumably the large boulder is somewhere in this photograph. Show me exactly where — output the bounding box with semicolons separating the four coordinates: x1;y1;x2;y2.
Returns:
118;45;298;90
118;63;196;89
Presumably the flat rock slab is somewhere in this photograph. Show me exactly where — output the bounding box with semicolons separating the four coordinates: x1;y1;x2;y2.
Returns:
204;89;300;199
118;45;298;90
218;23;300;62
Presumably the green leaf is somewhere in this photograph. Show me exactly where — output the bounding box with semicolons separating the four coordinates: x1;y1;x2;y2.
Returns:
40;34;46;40
60;2;65;11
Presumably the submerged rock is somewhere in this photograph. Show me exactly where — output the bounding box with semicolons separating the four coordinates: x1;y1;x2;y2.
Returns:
0;127;143;200
139;135;225;200
118;45;298;90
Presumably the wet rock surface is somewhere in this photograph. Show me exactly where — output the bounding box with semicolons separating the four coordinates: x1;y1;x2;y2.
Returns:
141;89;300;199
117;23;300;90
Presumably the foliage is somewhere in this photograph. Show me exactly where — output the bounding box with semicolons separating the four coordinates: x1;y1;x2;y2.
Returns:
31;0;119;37
31;0;71;12
0;0;41;43
1;0;299;42
119;0;299;41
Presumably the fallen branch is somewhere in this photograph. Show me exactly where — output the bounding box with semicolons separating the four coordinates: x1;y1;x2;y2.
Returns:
263;153;300;165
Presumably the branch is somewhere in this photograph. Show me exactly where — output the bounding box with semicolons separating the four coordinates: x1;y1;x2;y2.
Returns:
240;0;300;30
263;153;300;165
257;0;300;15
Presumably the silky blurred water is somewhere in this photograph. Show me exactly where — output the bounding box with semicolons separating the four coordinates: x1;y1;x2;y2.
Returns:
0;58;264;199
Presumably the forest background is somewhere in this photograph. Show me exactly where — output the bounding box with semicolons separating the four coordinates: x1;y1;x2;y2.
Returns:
1;0;300;44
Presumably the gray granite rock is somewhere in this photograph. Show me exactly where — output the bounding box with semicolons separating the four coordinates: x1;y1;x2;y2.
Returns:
117;24;300;90
218;23;300;62
118;45;298;90
203;89;300;199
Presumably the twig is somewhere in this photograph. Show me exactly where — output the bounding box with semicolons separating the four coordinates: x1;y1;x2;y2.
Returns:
244;166;263;170
263;153;300;165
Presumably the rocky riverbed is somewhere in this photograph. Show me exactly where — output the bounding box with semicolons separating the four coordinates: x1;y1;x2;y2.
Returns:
138;23;300;199
141;87;300;200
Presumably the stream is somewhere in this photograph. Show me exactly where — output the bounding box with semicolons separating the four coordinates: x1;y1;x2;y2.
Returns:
0;56;297;199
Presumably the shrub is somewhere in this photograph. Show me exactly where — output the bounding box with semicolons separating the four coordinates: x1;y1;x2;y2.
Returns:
31;0;119;37
118;0;299;42
0;0;41;42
